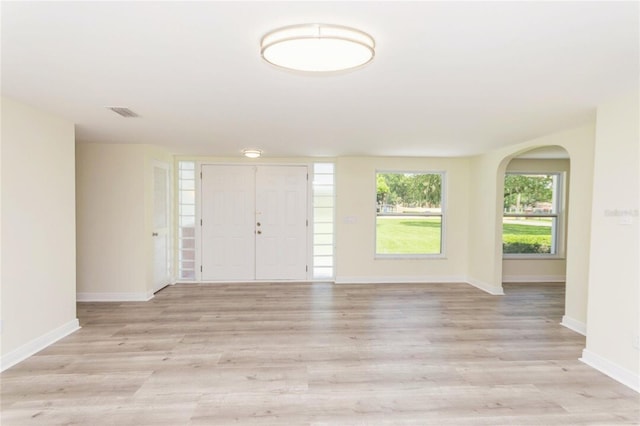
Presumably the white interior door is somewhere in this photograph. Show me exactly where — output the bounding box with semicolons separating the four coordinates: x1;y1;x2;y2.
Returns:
255;166;308;280
152;163;171;292
201;165;255;281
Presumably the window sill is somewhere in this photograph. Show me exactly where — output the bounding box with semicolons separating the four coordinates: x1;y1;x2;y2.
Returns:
503;254;565;260
375;254;446;260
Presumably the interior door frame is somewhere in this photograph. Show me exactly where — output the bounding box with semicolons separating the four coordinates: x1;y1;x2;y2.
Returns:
151;160;173;292
196;162;313;282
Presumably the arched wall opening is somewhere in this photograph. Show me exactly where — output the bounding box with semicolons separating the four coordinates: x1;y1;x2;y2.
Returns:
487;124;595;336
500;146;570;286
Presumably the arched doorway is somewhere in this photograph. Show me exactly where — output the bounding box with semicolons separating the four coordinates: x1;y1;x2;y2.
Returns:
501;146;570;285
494;142;588;336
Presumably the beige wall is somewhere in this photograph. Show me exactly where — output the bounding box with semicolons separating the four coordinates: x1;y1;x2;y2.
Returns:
467;124;596;324
335;156;470;283
466;153;505;294
1;97;77;362
502;158;570;282
584;91;639;386
76;143;172;300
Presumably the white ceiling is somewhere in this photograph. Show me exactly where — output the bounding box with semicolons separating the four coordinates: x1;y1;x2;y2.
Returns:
2;1;638;158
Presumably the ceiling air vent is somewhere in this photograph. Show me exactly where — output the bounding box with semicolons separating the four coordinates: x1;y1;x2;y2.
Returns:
106;107;139;118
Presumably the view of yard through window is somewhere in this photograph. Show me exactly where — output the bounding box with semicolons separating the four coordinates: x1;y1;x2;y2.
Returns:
376;172;443;255
503;173;560;255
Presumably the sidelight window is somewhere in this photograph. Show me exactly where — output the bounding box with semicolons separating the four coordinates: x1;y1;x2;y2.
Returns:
178;161;197;279
312;163;335;279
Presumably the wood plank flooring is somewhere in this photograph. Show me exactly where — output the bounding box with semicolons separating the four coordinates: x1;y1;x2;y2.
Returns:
2;282;639;425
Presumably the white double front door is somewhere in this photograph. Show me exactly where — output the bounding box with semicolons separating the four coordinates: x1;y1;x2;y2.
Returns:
200;165;308;281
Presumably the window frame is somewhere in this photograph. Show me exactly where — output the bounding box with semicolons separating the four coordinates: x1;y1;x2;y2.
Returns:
502;171;565;259
312;162;336;280
374;170;446;259
176;160;198;280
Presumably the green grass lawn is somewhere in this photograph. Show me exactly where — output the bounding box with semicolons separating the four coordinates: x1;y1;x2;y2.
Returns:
376;216;441;254
376;216;552;255
502;222;552;253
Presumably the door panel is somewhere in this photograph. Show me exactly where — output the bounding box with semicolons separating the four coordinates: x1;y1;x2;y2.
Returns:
201;165;255;280
200;165;307;281
152;163;171;292
255;166;308;280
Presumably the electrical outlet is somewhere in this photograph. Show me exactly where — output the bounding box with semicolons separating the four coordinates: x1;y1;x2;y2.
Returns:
343;216;357;224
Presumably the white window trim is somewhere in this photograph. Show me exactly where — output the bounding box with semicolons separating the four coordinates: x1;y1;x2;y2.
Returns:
176;160;197;281
374;170;446;259
502;172;565;259
312;162;336;280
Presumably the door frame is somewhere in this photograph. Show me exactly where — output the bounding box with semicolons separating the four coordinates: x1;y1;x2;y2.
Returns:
196;162;313;282
151;160;173;292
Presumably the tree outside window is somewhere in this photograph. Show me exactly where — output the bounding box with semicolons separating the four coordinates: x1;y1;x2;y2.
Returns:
376;172;444;256
503;173;562;255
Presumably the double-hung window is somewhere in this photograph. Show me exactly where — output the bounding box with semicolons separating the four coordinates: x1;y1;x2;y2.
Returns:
375;171;444;256
502;172;563;256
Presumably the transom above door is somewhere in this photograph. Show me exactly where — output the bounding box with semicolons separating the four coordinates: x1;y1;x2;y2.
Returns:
200;164;308;281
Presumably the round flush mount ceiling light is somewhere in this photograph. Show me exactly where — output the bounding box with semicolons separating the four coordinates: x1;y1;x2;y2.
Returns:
261;24;375;72
242;149;262;158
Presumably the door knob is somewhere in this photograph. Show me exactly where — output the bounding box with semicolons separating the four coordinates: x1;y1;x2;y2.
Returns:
257;230;262;235
152;232;158;237
256;222;261;227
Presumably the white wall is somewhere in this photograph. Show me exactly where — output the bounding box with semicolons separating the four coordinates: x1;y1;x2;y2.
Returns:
335;156;470;283
1;97;78;370
76;143;172;301
582;91;639;391
502;158;570;283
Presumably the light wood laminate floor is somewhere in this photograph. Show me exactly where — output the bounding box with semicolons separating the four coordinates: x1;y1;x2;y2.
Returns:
2;282;639;425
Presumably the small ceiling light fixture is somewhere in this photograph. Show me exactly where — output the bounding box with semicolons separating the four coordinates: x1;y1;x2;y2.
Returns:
242;149;262;159
261;23;375;72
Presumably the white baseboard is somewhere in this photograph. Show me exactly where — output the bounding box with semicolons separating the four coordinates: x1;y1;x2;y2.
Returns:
580;349;640;393
466;277;505;295
1;318;80;372
174;280;333;285
503;275;566;283
76;291;154;302
560;315;587;336
334;276;467;285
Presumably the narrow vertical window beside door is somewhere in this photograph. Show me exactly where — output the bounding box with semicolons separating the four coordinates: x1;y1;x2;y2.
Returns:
178;161;196;280
313;163;335;279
